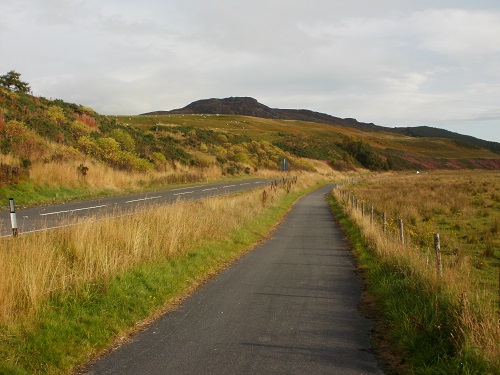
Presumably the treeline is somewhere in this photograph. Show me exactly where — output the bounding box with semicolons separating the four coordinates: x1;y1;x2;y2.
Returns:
274;133;390;171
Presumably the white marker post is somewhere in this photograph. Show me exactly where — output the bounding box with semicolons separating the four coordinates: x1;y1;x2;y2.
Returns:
9;198;18;237
282;158;288;178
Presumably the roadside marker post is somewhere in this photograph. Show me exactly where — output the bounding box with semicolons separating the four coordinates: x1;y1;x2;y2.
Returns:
282;158;288;179
9;198;18;237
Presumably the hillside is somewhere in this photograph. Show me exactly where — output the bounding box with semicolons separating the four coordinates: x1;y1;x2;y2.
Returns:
143;96;385;132
1;85;499;200
143;96;500;153
0;87;322;199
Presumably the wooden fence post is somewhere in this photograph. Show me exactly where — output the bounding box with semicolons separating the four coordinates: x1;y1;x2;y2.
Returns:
361;201;365;218
399;219;404;246
383;212;387;234
370;205;374;226
434;233;443;278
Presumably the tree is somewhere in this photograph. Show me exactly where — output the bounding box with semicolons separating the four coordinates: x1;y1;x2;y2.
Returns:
0;70;31;93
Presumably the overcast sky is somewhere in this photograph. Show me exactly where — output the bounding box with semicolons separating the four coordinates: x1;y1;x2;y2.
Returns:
1;0;499;142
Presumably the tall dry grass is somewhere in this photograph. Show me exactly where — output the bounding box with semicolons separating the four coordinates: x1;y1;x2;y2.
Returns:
27;159;225;191
0;174;320;326
334;172;500;366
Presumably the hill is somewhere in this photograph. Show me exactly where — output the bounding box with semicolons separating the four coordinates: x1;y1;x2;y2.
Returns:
143;97;500;153
1;83;499;201
143;96;384;132
393;126;500;153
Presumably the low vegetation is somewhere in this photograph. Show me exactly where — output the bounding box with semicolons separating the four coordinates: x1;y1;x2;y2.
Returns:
1;72;498;210
1;71;499;374
331;170;499;373
0;173;326;374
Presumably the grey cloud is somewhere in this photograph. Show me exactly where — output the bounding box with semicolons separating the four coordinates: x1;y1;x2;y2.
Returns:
1;0;499;142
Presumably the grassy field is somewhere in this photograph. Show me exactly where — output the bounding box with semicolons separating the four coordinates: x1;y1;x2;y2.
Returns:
332;170;499;373
0;173;327;374
348;170;499;283
118;114;499;160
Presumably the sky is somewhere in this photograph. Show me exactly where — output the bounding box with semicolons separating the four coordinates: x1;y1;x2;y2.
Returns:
1;0;500;143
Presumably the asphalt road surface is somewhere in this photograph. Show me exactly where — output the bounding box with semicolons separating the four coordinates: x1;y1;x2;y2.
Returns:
84;184;383;375
0;179;271;237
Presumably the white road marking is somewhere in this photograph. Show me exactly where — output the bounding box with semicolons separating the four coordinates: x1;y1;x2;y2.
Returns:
240;183;251;186
173;191;194;196
1;181;267;237
170;187;198;192
40;204;107;216
125;196;162;204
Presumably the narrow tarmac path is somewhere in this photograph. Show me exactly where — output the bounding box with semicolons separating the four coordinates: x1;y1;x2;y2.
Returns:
84;185;383;374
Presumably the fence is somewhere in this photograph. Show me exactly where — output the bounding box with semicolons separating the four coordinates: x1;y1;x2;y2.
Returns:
333;186;500;334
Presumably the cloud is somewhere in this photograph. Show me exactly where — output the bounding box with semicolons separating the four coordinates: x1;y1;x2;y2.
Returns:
1;0;499;142
411;9;500;57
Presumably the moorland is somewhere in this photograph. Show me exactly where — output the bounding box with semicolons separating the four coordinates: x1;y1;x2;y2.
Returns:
0;74;499;374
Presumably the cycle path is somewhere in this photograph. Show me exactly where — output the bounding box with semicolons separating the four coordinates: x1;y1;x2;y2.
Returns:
84;184;383;374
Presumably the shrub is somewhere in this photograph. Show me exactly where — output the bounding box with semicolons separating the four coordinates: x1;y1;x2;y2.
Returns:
109;129;135;152
70;121;90;140
77;135;99;158
151;152;168;171
3;120;48;160
46;105;66;125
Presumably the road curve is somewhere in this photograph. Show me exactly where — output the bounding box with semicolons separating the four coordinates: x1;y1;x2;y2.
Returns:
0;179;271;237
83;184;383;375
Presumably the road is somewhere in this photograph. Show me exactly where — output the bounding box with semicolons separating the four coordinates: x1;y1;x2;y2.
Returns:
84;185;383;374
0;179;271;237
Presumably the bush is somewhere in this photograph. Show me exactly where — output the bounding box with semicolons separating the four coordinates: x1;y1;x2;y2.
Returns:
340;138;388;170
151;152;168;171
109;129;135;152
70;121;90;141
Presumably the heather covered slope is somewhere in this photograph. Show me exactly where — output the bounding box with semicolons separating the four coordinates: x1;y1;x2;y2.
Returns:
143;96;500;154
136;97;500;171
1;88;499;203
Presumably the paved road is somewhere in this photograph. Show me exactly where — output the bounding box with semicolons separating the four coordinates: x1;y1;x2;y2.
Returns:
0;179;271;237
84;185;383;375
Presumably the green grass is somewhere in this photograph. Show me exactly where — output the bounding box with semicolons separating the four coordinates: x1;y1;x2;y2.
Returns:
327;193;496;375
0;183;322;374
0;181;117;209
0;174;261;210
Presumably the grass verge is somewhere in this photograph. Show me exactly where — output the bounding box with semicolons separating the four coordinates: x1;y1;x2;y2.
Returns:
0;171;271;210
327;192;498;375
0;178;324;374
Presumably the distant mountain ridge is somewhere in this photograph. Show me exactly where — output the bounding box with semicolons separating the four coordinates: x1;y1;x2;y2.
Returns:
142;97;499;153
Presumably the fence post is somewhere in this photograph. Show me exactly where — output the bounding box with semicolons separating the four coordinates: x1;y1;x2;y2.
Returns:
9;198;18;237
399;219;404;246
383;212;387;234
434;233;443;278
361;201;365;218
370;205;374;226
